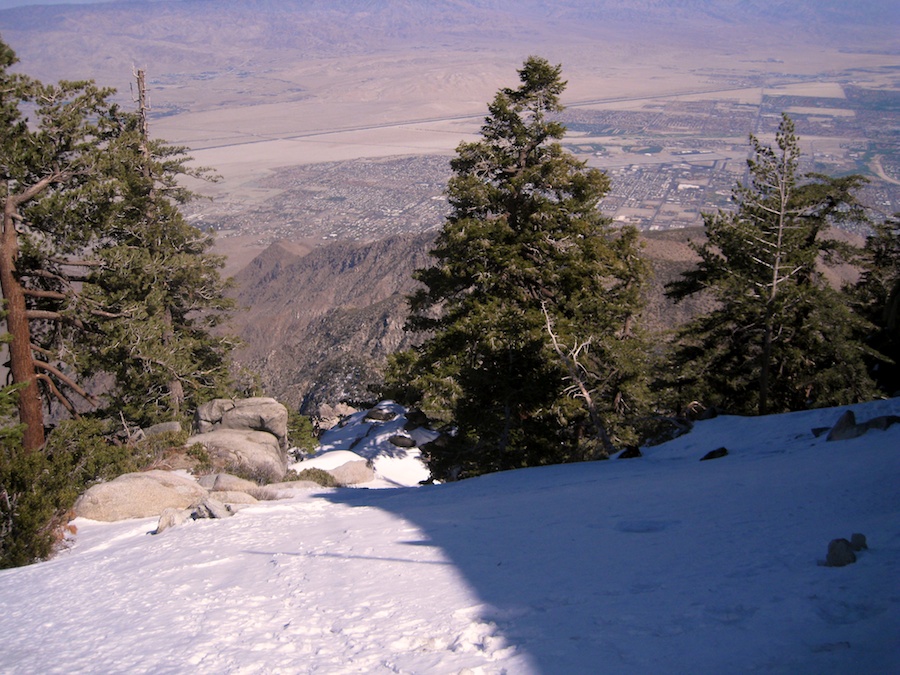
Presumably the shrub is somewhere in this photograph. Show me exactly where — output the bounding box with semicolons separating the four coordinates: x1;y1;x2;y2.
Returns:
284;467;340;488
0;418;190;568
288;410;319;455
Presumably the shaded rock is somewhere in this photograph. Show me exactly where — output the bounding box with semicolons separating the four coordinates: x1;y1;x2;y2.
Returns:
700;447;728;461
189;429;287;482
850;533;868;551
192;497;233;520
74;470;208;522
388;434;417;448
618;445;643;459
865;415;900;432
826;538;857;567
365;408;397;422
826;410;863;441
404;408;429;430
826;410;900;442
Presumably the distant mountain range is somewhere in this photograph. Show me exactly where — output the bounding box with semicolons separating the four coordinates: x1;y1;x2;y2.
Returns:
2;1;896;88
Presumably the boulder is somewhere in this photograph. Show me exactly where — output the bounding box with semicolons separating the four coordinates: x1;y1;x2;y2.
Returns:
365;408;398;422
388;434;417;448
825;538;857;567
189;429;288;482
195;397;289;450
191;497;233;520
74;470;208;522
826;410;900;442
197;473;259;493
826;410;863;441
700;447;729;461
329;459;375;485
220;398;289;450
154;507;190;534
618;445;643;459
295;449;376;485
316;402;357;431
194;399;238;434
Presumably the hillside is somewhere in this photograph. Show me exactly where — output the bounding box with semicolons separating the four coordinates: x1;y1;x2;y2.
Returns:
228;232;436;410
226;228;714;411
1;396;897;673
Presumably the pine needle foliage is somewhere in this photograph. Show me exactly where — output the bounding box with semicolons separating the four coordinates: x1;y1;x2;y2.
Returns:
665;115;879;415
399;57;650;479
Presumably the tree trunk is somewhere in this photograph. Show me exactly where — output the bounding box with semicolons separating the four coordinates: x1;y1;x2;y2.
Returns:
1;196;45;450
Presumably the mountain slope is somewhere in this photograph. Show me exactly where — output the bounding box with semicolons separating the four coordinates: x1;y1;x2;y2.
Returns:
225;228;714;411
228;233;435;410
1;397;897;673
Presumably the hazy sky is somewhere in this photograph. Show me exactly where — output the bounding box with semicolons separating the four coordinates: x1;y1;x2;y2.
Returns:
0;0;117;9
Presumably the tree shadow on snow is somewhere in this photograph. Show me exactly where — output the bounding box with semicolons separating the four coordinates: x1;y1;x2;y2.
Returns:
318;465;627;673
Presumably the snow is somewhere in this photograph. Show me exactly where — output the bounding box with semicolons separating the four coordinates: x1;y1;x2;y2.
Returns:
1;398;899;674
293;401;434;488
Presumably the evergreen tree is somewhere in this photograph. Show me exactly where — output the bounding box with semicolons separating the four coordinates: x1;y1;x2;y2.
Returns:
0;39;234;445
75;70;235;427
400;57;650;479
665;114;878;415
1;39;123;449
853;215;900;394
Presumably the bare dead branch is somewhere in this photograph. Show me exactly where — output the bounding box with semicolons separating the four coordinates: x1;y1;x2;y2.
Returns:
23;288;68;301
34;373;78;416
33;359;98;406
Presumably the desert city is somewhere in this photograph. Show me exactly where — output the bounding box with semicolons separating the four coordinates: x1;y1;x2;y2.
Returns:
3;1;896;274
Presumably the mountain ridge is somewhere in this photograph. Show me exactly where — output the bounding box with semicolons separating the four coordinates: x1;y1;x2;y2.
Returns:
225;228;713;412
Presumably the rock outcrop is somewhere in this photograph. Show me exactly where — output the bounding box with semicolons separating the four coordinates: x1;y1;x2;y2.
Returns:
73;470;209;522
190;428;287;483
190;398;290;481
825;409;900;441
195;397;289;450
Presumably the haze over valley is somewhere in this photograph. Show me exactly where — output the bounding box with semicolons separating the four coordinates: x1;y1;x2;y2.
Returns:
2;0;898;407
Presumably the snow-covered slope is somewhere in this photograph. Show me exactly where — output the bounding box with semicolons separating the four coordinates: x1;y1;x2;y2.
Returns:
1;398;898;674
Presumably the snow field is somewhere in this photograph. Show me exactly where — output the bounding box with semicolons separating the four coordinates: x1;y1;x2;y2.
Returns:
0;397;898;673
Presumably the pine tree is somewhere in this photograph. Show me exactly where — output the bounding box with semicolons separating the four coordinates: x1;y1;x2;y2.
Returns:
853;215;900;394
1;40;234;445
665;114;878;415
401;57;650;479
75;69;235;427
1;40;123;449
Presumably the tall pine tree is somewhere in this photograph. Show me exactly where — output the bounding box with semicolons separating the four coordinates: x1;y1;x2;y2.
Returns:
399;57;649;479
1;40;234;444
75;69;235;427
665;114;878;415
852;215;900;395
